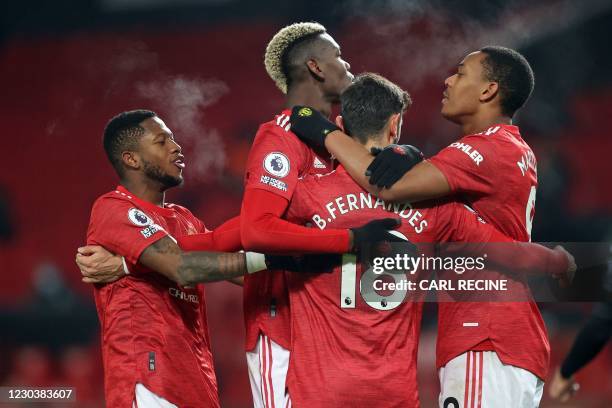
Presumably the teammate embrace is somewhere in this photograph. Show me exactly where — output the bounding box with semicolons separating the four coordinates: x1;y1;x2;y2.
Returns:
77;21;575;408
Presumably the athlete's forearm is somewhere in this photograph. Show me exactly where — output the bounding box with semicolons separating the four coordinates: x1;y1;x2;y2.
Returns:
140;236;249;286
375;161;451;202
482;240;569;277
325;132;450;203
177;251;247;285
560;303;612;378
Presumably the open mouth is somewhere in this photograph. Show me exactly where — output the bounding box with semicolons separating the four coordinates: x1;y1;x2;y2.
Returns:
173;157;186;169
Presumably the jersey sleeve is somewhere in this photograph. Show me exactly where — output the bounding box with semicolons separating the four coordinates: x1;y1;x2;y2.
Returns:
244;124;308;201
428;134;497;195
177;215;242;252
87;197;168;265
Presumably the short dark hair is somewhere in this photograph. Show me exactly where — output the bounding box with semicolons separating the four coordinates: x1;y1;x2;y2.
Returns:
283;34;327;89
103;109;157;176
340;73;411;143
480;46;535;117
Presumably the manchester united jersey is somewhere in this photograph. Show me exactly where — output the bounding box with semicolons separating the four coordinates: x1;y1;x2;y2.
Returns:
242;109;333;351
87;185;219;407
284;166;516;407
429;124;548;379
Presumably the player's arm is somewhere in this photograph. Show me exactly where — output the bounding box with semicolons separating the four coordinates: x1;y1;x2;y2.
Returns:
138;236;254;285
240;189;352;253
177;215;242;252
443;205;575;285
289;106;449;202
320;132;450;202
78;215;244;284
241;119;408;253
550;302;612;401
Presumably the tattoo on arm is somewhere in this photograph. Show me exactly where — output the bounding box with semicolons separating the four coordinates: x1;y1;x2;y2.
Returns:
178;252;247;285
140;236;247;285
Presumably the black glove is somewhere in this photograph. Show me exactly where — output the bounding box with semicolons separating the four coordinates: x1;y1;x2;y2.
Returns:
266;254;341;273
350;218;406;251
289;106;340;148
365;144;424;189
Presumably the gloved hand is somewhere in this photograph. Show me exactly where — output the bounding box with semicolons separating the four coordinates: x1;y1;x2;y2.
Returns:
350;218;413;252
266;254;342;274
365;144;424;189
289;106;340;148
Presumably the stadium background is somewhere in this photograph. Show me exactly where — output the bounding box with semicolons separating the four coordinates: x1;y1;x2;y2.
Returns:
0;0;610;406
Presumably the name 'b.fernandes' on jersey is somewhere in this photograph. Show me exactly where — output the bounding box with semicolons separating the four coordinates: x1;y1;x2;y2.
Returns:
86;186;219;407
428;124;548;380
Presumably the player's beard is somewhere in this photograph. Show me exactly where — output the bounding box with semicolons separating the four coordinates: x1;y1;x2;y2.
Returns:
142;159;183;189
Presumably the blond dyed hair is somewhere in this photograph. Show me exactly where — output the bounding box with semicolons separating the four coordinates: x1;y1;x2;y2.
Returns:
264;22;326;94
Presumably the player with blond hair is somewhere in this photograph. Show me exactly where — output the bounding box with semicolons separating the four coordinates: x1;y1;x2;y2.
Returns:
240;22;406;408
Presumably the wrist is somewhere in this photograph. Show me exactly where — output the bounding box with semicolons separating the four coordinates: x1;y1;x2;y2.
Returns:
121;256;130;275
245;252;267;274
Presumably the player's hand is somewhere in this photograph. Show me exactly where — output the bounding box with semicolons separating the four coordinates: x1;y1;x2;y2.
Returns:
266;254;341;273
552;245;576;288
350;218;414;253
289;106;340;148
76;245;126;284
366;144;424;189
549;367;580;402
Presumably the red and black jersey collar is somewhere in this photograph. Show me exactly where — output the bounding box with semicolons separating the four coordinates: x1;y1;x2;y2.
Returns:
116;185;175;217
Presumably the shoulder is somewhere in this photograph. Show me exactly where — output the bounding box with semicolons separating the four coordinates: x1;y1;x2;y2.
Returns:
256;113;304;148
166;203;206;233
91;189;133;213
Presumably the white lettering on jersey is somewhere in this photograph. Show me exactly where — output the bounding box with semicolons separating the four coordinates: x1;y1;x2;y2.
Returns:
449;142;484;166
169;288;200;304
517;150;537;176
312;192;428;234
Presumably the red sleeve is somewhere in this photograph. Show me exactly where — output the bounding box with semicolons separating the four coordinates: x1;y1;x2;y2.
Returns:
437;203;568;276
428;134;496;195
244;124;308;201
240;189;350;254
177;216;242;252
86;197;167;264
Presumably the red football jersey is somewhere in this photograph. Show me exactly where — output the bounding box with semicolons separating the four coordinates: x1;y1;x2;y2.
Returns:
429;124;548;379
242;109;333;351
284;166;513;407
87;186;219;407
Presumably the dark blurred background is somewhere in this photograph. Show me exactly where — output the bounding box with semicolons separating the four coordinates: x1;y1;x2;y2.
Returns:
0;0;610;406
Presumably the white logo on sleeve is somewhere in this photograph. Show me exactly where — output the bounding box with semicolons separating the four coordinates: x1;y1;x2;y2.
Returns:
313;157;327;169
263;152;290;178
128;208;153;226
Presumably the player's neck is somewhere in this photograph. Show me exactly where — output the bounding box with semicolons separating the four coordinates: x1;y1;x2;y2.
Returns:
121;178;166;207
285;84;333;117
461;111;512;135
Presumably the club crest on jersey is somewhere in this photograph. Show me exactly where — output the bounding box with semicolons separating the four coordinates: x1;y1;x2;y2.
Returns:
128;208;153;227
263;152;290;178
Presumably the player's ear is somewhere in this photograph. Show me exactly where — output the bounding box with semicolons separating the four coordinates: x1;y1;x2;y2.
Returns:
335;115;345;132
480;81;499;103
387;113;402;143
306;59;324;81
121;151;140;170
